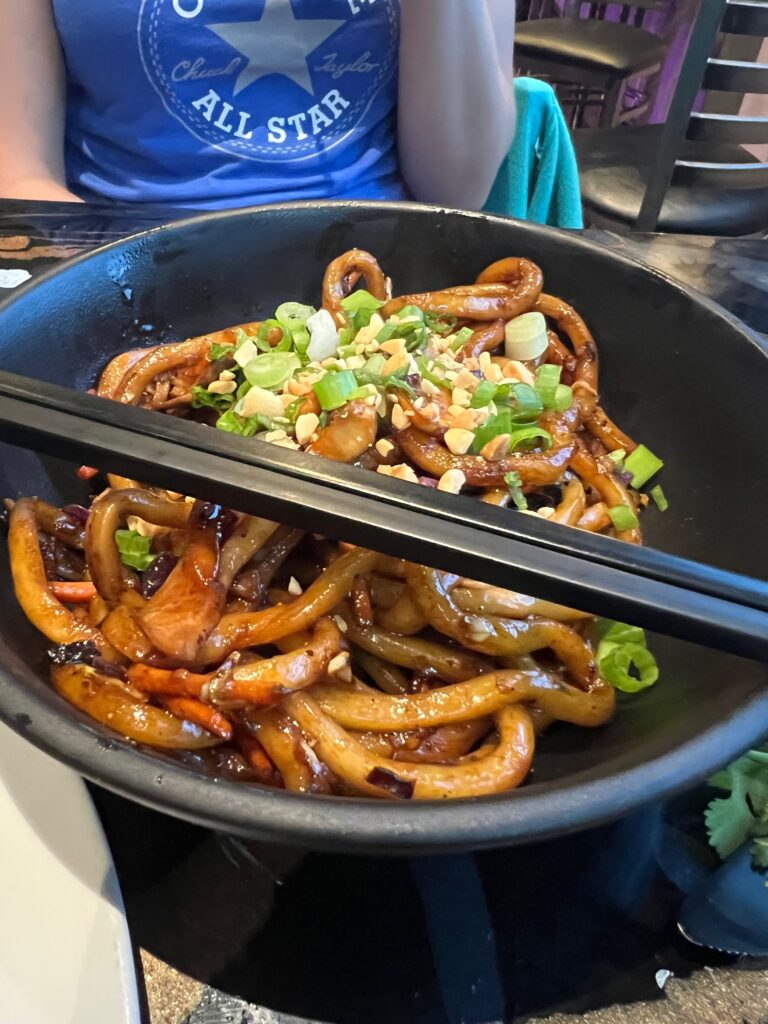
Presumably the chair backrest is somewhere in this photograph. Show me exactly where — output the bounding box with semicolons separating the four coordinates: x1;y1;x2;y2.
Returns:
636;0;768;230
527;0;663;23
562;0;664;27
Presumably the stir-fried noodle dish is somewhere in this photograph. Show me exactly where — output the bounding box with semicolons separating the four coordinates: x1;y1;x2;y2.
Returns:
6;251;666;801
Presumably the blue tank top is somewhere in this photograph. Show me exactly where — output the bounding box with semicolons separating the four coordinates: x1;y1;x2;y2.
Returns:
52;0;404;207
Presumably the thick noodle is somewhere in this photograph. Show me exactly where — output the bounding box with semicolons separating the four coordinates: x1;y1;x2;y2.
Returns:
6;250;659;801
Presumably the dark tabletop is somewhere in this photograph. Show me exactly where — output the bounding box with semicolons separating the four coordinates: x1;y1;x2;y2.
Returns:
0;199;766;1024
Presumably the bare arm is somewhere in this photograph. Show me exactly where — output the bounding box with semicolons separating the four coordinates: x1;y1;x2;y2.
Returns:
0;0;82;201
398;0;516;210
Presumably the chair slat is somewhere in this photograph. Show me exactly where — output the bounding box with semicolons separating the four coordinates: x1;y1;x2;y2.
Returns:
673;156;768;190
703;58;768;94
688;111;768;143
722;0;768;37
676;158;768;170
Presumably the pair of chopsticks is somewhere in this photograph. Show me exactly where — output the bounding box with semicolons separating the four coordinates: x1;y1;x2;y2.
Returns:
1;368;767;663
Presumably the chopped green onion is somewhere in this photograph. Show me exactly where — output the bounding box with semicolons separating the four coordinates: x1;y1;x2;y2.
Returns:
504;471;528;511
472;410;514;453
285;397;306;424
363;352;387;375
469;380;499;409
312;370;359;411
416;356;451;391
534;363;563;408
340;290;386;313
505;311;549;361
209;342;235;362
355;367;416;397
275;302;315;334
115;529;156;572
608;448;627;465
341;291;386;331
496;382;543;422
425;312;457;336
375;320;399;344
450;327;475;351
274;331;294;353
292;328;311;360
650;485;669;512
243;352;300;391
473;413;552;454
599;643;659;693
552;383;574;412
508;425;553;451
623;444;664;488
256;320;286;350
608;505;639;531
594;619;646;646
593;619;659;693
395;304;425;322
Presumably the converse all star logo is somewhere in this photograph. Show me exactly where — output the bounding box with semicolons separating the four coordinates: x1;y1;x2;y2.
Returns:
138;0;398;163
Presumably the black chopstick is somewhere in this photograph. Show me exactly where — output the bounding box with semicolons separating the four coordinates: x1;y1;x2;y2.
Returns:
4;370;766;613
1;374;767;662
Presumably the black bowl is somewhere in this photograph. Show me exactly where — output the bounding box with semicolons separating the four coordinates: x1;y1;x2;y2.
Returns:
1;202;767;854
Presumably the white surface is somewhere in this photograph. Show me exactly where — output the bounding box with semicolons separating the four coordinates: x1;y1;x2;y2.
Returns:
0;722;141;1024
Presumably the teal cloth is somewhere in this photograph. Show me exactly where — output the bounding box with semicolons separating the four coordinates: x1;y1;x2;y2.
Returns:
484;77;583;229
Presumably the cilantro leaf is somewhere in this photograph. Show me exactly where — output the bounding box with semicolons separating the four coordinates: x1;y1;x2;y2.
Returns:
705;775;755;860
354;367;417;397
210;342;235;362
705;746;768;872
191;385;233;412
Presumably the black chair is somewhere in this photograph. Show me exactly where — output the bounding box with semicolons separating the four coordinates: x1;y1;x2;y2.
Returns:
577;0;768;234
516;1;668;127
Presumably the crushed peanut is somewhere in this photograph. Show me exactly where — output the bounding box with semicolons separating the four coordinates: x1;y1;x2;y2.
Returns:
390;463;419;483
375;438;395;458
453;369;478;391
444;428;475;456
379;337;407;356
437;469;466;494
480;434;511;462
207;379;236;395
391;403;410;430
382;349;410;375
451;387;472;408
295;412;320;446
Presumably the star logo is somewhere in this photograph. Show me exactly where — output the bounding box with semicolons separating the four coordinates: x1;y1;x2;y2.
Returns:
207;0;346;97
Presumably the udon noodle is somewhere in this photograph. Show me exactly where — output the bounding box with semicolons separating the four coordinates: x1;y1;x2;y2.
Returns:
5;251;664;800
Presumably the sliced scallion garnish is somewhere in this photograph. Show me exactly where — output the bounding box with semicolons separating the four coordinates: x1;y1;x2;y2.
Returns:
650;485;669;512
469;380;499;409
504;471;528;511
312;370;359;411
115;529;156;572
243;351;300;391
623;444;664;488
534;363;562;408
608;505;639;531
